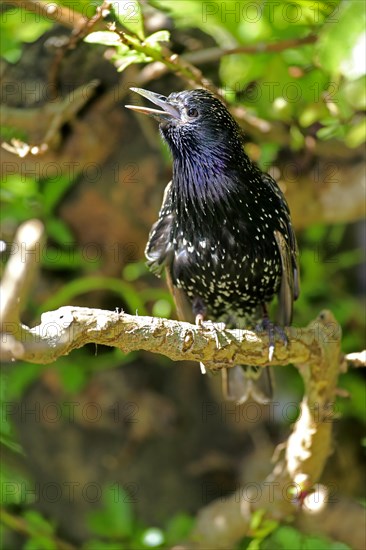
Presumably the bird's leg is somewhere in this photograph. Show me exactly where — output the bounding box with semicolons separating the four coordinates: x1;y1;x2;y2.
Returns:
195;312;205;326
193;298;226;349
192;297;227;375
256;304;288;361
193;297;206;325
221;367;231;401
192;298;208;373
192;298;233;395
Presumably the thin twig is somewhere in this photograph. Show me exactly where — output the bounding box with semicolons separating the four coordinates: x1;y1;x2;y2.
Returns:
0;3;330;141
1;80;100;156
3;0;87;29
0;507;76;550
113;27;216;94
341;350;366;370
185;34;317;65
48;0;111;95
0;219;44;326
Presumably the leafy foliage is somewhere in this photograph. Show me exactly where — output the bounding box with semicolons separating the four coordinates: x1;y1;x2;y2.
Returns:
0;0;365;548
259;525;351;550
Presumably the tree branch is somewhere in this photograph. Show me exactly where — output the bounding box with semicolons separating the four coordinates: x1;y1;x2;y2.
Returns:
0;219;44;326
187;309;346;549
4;0;87;29
1;221;363;550
0;304;335;367
295;497;366;550
185;34;317;65
342;350;366;369
1;80;100;156
0;506;76;550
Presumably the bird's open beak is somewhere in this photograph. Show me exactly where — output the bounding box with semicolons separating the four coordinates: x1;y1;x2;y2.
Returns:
125;87;180;121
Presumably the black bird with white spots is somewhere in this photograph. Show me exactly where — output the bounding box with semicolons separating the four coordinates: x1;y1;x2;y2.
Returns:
126;88;300;403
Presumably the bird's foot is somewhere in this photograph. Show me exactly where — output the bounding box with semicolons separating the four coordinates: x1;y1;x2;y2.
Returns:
255;318;288;362
197;319;226;349
199;362;207;374
195;311;209;374
195;313;205;326
195;316;226;375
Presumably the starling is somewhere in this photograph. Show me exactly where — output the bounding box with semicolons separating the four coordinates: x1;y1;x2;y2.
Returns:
126;88;300;403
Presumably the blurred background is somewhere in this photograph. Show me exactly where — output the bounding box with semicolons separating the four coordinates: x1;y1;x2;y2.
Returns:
1;1;365;548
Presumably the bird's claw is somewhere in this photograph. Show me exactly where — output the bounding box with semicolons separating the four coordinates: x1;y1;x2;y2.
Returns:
197;319;226;350
268;342;275;362
195;313;205;326
195;317;226;375
255;318;288;362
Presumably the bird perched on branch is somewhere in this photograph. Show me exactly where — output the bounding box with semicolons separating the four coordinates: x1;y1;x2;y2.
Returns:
126;88;299;403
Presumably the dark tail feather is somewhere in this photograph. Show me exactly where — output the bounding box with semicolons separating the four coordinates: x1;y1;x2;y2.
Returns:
222;365;273;404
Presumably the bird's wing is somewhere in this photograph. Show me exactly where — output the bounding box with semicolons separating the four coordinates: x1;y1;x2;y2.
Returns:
145;181;194;321
145;181;175;277
262;173;300;325
166;268;194;322
273;230;296;325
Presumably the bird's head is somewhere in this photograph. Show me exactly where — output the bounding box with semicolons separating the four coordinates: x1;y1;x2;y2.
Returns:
126;88;243;157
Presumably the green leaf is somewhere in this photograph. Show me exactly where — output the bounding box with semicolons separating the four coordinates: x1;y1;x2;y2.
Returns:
164;513;195;545
299;103;328;127
341;77;366;110
336;372;366;422
114;48;152;73
83;540;125;550
45;219;74;246
41;248;89;271
123;261;148;281
0;373;12;440
151;0;235;45
23;510;55;536
317;0;366;78
0;464;30;505
152;299;172;318
257;143;280;171
290;125;305;150
116;50;151;72
271;97;294;122
250;509;265;532
59;0;98;15
5;363;45;398
87;485;134;538
56;358;89;393
261;524;352;550
0;433;23;455
0;174;38;198
24;536;56;550
262;525;302;549
42;175;76;213
144;30;170;52
0;9;52;63
316;124;346;140
84;31;122;46
344;119;366;148
113;0;145;40
247;539;260;550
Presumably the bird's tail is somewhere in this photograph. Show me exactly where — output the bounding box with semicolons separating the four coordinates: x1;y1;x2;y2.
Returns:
222;365;273;404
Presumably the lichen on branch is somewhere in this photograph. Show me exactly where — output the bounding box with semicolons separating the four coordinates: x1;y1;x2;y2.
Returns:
1;220;364;550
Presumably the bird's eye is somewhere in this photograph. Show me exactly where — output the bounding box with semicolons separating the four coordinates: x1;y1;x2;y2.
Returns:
186;107;199;118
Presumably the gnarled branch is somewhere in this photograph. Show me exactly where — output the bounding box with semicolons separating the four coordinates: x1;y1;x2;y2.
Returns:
0;304;337;368
1;220;364;550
